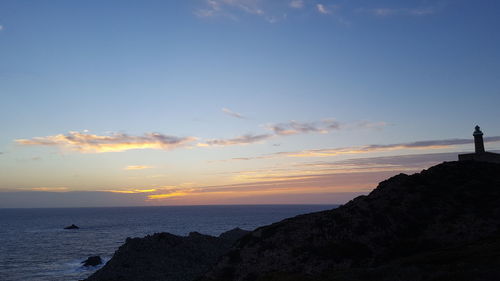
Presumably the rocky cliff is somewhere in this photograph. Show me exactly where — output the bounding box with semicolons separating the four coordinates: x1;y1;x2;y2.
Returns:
86;161;500;281
202;161;500;281
85;228;249;281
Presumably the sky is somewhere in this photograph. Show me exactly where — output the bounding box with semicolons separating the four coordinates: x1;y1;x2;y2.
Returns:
1;0;499;208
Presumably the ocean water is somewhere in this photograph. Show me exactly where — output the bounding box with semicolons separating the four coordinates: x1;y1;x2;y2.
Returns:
0;205;335;281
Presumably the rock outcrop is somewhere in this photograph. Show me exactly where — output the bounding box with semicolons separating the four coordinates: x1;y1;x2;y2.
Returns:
202;161;500;281
82;256;102;267
85;228;249;281
64;224;79;229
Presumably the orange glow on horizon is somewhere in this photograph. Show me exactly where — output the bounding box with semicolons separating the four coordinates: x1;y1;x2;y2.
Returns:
148;192;190;199
29;187;70;192
124;165;154;170
104;189;158;194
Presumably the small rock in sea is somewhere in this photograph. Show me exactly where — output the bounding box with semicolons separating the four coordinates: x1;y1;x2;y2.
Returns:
64;224;79;230
82;256;102;267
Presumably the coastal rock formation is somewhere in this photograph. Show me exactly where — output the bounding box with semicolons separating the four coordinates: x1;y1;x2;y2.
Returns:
85;228;249;281
202;161;500;281
82;256;102;267
64;224;79;229
86;161;500;281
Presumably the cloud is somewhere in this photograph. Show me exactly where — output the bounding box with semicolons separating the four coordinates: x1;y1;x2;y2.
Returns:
265;119;385;136
5;152;466;207
367;7;437;17
203;118;385;149
222;107;245;119
103;188;158;194
276;136;500;158
148;191;191;199
267;119;342;135
16;131;197;153
301;152;459;171
354;120;388;130
408;8;436;16
14;118;386;153
226;0;264;15
216;136;500;162
0;25;3;31
124;165;154;170
195;0;291;23
289;0;303;9
29;187;69;192
194;1;440;23
316;4;331;14
195;0;223;18
145;169;395;203
195;0;264;19
266;14;287;24
219;152;458;193
342;153;457;167
370;8;396;16
200;133;273;146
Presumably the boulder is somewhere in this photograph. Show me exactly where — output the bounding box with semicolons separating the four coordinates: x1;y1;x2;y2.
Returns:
64;224;79;229
82;256;102;267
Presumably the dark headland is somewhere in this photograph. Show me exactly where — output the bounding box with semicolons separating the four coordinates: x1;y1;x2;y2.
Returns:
85;161;500;281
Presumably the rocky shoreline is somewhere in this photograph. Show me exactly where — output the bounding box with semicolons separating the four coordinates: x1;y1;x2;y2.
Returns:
85;228;249;281
86;161;500;281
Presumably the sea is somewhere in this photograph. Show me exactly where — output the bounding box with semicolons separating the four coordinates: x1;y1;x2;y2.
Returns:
0;205;335;281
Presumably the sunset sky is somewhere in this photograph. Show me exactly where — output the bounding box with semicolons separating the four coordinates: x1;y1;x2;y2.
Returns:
1;0;499;208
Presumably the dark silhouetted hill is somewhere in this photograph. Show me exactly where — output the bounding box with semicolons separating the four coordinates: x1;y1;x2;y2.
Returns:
86;161;500;281
202;161;500;281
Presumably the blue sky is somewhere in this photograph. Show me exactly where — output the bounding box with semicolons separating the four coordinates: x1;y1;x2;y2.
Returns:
1;0;499;207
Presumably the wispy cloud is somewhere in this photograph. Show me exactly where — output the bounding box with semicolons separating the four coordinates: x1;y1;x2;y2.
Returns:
16;131;197;153
14;118;386;152
6;151;462;206
195;0;264;19
222;107;245;119
124;165;154;170
221;152;459;192
8;152;467;206
202;119;386;148
289;0;303;9
213;136;500;162
194;1;442;23
103;188;158;194
316;4;331;14
148;191;191;199
199;133;273;146
366;7;437;17
269;120;385;134
30;187;69;192
195;0;296;23
301;152;459;171
276;136;500;158
0;25;4;31
266;119;381;136
354;120;388;130
144;169;394;203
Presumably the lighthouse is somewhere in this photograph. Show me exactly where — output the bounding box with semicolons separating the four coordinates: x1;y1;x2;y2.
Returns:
473;125;485;154
458;126;500;163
